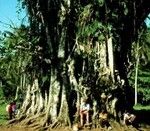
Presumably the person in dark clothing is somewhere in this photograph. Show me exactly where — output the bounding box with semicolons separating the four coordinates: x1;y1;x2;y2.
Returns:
12;101;17;118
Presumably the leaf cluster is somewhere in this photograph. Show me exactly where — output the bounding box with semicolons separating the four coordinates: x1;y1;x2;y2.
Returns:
0;25;40;99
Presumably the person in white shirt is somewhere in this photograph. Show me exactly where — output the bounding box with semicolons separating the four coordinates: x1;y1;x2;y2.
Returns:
80;98;90;126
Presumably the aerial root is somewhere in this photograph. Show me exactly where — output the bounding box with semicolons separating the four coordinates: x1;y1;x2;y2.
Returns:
19;113;44;126
17;115;27;121
51;120;61;129
7;114;27;125
7;119;17;124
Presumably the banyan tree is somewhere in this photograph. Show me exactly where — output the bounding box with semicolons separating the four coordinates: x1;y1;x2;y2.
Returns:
11;0;150;129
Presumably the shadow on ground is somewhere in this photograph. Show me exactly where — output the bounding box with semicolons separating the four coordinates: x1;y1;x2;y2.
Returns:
134;109;150;125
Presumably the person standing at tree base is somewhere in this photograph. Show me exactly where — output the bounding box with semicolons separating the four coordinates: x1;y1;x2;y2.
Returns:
123;111;139;128
99;109;112;130
6;100;17;120
80;98;91;127
6;102;13;120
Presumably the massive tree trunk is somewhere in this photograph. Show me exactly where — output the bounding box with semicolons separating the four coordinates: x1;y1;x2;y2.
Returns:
12;0;150;129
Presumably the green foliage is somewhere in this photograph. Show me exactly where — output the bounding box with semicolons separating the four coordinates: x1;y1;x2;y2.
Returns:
129;29;150;105
95;0;104;6
134;104;150;111
0;25;36;99
130;67;150;105
0;103;7;125
77;3;112;40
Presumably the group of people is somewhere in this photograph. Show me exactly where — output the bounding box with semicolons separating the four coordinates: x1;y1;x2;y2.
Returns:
6;101;17;120
79;95;137;129
79;97;111;129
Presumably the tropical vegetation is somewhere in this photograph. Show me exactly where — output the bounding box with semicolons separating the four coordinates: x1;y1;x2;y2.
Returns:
0;0;150;129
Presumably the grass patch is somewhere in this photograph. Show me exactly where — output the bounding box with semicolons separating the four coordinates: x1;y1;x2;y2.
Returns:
0;102;8;125
133;104;150;110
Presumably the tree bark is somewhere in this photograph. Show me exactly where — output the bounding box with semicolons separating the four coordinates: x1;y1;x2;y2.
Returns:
13;0;148;129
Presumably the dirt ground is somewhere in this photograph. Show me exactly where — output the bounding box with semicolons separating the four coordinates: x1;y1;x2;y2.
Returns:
0;123;150;131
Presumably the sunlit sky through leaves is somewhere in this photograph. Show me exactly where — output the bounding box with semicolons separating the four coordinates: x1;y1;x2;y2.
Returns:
0;0;149;33
145;14;150;27
0;0;27;33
